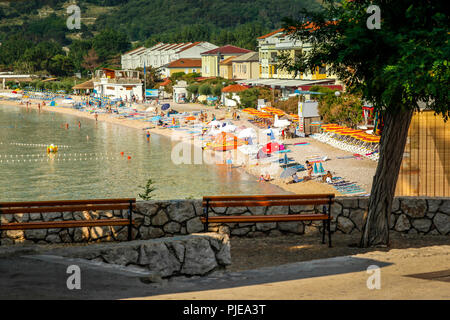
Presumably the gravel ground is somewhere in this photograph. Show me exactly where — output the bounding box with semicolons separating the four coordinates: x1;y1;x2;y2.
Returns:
228;233;450;272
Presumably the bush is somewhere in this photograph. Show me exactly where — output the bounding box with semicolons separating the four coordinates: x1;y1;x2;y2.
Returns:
199;83;212;96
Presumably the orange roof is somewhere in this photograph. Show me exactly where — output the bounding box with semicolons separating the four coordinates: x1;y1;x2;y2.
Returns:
167;58;202;68
258;22;335;39
257;28;285;39
159;78;172;86
219;56;237;65
222;84;248;93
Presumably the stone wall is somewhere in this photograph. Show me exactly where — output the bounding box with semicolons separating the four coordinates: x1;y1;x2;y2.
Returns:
48;233;231;278
1;197;449;245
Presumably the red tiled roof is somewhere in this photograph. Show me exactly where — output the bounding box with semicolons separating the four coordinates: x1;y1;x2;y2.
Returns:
194;77;217;82
167;58;202;68
222;84;248;93
201;45;252;56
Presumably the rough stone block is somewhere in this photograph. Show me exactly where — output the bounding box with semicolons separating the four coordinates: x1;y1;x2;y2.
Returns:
395;214;411;232
181;237;218;275
277;222;304;234
412;218;432;233
24;229;47;240
337;216;354;234
401;198;427;218
266;206;289;215
102;247;139;266
186;217;205;234
139;242;181;277
433;213;450;235
427;199;442;213
163;221;181;234
439;201;450;214
255;222;276;231
151;211;169;226
349;209;366;231
167;201;196;222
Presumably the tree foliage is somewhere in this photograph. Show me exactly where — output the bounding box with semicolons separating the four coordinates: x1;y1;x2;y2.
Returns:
279;0;449;248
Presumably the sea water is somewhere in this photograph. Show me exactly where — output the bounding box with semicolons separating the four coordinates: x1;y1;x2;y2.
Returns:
0;104;287;201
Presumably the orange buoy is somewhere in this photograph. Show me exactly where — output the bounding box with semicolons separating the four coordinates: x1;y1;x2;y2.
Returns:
127;156;131;160
120;152;124;156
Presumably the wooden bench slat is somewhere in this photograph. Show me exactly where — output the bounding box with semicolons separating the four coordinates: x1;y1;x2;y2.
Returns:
203;199;333;207
203;194;335;201
0;203;136;215
200;214;330;223
0;219;133;230
0;198;136;208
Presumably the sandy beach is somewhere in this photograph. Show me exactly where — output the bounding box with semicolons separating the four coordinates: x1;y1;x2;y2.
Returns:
0;93;378;196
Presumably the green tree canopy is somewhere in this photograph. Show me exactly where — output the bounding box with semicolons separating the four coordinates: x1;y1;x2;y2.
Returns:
279;0;449;247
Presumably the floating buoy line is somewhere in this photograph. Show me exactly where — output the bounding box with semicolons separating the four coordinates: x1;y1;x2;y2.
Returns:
0;152;132;164
0;142;71;148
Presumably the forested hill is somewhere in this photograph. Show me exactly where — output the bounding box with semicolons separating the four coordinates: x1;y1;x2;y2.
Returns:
0;0;321;76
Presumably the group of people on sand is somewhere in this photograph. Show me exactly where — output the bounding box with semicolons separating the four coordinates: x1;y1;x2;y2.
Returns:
288;159;333;184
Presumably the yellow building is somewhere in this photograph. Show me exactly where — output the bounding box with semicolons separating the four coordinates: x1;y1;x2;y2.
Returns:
166;58;202;76
219;56;236;79
201;45;253;77
257;28;331;80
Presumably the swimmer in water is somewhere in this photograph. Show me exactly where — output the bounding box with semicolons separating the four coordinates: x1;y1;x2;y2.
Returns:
65;123;69;129
146;131;151;141
78;121;81;128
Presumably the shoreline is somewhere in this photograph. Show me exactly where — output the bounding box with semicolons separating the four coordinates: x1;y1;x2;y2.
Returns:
1;96;377;197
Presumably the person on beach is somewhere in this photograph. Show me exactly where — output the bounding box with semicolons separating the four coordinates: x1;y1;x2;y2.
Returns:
264;172;271;181
258;174;265;182
226;152;232;169
306;160;313;177
322;171;333;183
65;123;69;130
94;114;98;122
78;121;81;128
146;131;151;141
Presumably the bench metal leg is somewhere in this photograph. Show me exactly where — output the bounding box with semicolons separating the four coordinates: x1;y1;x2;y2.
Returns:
322;220;326;244
128;200;133;241
328;219;332;248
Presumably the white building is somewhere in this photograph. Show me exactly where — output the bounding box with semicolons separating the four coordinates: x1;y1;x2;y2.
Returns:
92;69;143;101
121;42;218;73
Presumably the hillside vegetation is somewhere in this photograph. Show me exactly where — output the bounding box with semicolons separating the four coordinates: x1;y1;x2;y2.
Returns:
0;0;321;77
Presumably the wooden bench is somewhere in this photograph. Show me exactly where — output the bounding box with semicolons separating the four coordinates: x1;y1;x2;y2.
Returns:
0;198;136;243
201;194;335;247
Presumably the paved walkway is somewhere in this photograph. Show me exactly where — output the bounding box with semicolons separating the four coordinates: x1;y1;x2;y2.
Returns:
0;244;448;299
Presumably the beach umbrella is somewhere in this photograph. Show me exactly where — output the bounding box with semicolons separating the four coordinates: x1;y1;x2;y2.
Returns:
280;167;298;179
185;116;196;121
221;124;237;133
208;120;222;127
161;103;170;110
237;127;257;139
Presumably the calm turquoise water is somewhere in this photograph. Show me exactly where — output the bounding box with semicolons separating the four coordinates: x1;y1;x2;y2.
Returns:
0;104;286;201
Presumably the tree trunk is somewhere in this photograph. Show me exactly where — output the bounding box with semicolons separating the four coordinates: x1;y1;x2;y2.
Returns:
360;109;414;247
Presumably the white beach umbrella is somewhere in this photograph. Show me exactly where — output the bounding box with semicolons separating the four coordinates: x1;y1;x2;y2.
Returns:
237;127;257;139
221;124;237;133
208;120;222;127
